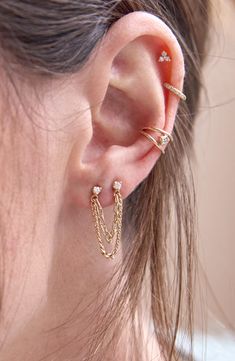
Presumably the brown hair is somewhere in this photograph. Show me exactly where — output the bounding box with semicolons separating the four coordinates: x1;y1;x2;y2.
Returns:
0;1;211;360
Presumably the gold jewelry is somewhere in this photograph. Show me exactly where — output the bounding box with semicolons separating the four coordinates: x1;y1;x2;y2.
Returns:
163;82;187;101
139;126;173;154
158;51;171;63
91;181;123;260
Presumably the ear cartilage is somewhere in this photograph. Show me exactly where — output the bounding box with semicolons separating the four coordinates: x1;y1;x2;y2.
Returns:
158;51;171;63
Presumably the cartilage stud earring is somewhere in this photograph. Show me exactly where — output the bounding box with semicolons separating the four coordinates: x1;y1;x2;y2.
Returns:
158;51;171;62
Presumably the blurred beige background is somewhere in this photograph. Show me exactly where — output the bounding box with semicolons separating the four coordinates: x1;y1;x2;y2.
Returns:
195;0;235;331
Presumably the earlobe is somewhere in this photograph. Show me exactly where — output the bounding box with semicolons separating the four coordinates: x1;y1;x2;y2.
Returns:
66;11;186;208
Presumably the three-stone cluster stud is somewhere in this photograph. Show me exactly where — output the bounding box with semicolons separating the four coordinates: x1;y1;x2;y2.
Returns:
158;50;171;63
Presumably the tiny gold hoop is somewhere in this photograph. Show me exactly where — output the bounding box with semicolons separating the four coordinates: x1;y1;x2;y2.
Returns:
163;82;187;101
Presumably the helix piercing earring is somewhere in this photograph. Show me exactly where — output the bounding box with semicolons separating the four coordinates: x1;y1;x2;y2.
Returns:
91;180;123;260
158;50;171;63
139;127;173;154
163;82;187;101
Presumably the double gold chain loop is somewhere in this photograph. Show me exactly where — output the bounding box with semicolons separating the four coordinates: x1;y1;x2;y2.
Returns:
91;181;123;260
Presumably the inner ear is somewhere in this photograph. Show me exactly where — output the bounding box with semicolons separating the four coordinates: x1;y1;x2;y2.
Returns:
97;83;150;147
85;35;167;163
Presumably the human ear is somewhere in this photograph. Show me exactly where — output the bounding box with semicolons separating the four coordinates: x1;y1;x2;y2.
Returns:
66;11;186;208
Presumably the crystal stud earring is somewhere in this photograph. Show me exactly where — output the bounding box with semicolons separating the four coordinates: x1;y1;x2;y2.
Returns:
158;51;171;63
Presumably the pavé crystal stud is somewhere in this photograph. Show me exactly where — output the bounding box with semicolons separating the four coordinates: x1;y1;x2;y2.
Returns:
113;181;122;191
92;186;102;195
158;51;171;63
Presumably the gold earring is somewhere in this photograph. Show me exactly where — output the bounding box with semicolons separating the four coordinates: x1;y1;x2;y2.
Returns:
139;126;173;154
163;82;187;101
91;181;123;260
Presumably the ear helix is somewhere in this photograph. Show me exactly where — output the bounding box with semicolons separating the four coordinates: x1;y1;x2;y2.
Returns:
158;49;186;101
139;49;186;152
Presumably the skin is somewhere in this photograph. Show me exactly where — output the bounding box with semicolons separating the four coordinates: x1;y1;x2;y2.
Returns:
0;11;185;361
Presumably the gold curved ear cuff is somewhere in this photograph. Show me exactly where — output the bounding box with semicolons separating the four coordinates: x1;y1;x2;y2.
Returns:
139;127;173;154
163;82;187;101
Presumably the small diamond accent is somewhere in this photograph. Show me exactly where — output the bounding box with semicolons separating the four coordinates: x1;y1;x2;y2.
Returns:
113;181;122;191
158;51;171;63
92;186;102;195
159;135;169;146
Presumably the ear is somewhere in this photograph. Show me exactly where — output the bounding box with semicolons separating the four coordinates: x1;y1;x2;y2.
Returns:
67;11;185;208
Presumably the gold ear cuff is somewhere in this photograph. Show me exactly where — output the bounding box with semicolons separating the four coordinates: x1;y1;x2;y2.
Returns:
163;82;186;101
140;126;173;154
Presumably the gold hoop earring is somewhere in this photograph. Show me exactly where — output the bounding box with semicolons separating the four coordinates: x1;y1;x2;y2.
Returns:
163;82;187;101
91;181;123;260
140;127;173;154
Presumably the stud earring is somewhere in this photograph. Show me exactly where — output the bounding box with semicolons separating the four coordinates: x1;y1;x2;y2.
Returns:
91;180;123;260
139;127;173;154
158;50;171;63
163;82;187;101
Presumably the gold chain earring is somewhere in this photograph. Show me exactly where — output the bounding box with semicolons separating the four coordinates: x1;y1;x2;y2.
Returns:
91;181;123;260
